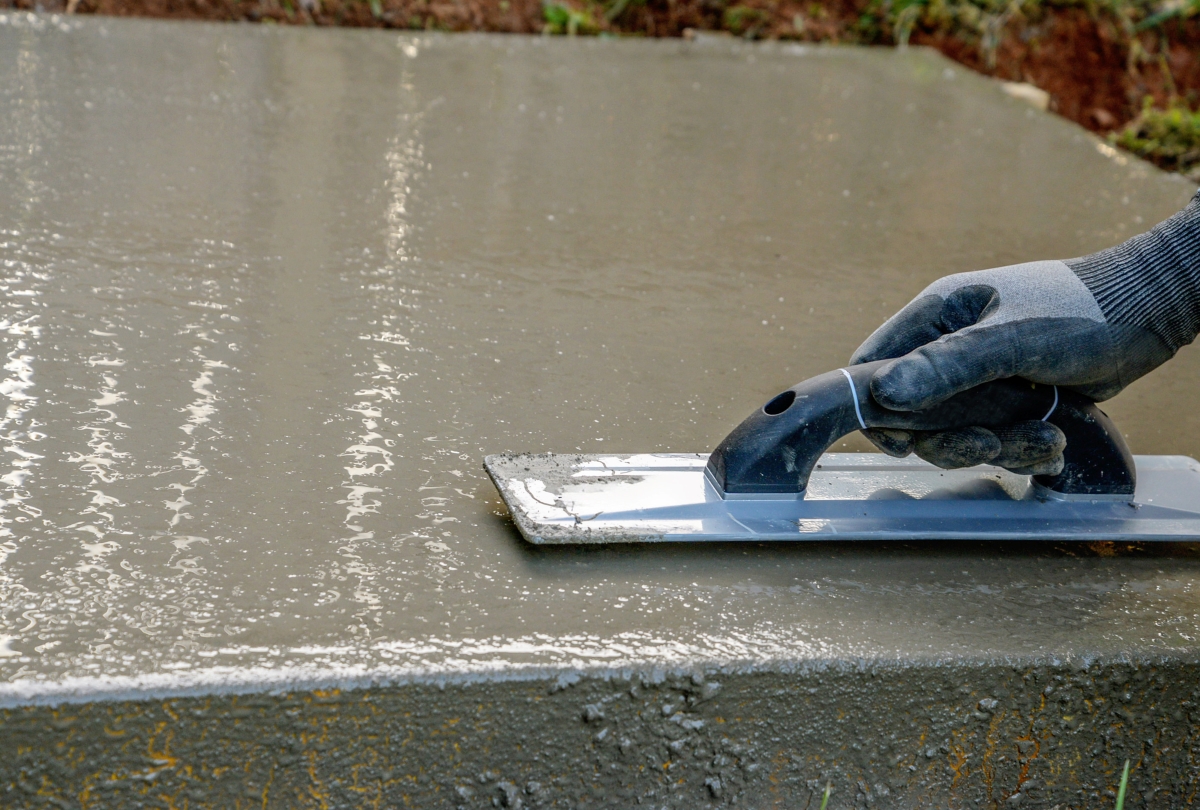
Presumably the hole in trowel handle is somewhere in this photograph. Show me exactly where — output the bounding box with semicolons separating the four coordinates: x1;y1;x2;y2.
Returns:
763;390;796;416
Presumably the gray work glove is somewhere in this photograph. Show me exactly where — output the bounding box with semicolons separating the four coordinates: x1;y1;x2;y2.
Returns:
851;189;1200;474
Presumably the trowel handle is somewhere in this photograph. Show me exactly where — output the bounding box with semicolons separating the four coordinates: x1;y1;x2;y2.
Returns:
707;360;1136;498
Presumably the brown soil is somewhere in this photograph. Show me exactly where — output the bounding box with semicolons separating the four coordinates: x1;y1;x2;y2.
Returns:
914;12;1200;133
5;0;1200;141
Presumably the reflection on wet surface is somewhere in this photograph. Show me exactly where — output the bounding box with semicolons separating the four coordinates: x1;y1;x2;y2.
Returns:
1;14;1198;697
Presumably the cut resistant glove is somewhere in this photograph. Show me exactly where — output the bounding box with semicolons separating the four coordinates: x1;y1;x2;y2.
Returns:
850;189;1200;474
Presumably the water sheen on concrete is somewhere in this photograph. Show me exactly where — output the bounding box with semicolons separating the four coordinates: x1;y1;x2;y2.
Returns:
2;14;1200;808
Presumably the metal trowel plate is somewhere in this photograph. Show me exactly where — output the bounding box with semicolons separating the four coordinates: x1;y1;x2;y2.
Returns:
484;453;1200;544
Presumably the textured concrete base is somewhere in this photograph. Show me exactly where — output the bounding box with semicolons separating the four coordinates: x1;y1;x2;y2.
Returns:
5;660;1195;808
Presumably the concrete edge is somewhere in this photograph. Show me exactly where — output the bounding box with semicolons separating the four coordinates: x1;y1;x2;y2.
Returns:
7;650;1200;709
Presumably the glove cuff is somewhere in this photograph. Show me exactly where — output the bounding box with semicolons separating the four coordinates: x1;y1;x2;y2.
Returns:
1066;189;1200;355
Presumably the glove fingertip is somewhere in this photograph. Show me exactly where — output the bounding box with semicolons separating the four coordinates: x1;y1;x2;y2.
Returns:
870;358;938;411
913;427;1001;469
862;428;914;458
991;420;1068;469
1008;454;1065;477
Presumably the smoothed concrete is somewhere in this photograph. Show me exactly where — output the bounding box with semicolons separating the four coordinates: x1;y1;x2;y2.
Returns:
0;13;1199;808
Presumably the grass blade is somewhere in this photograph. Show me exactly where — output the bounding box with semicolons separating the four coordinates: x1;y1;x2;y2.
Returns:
1116;759;1130;810
819;782;832;810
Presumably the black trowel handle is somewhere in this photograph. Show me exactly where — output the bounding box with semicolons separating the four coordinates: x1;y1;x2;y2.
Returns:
706;360;1136;498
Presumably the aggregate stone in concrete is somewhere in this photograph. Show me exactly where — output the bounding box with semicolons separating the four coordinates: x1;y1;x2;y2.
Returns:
0;12;1198;808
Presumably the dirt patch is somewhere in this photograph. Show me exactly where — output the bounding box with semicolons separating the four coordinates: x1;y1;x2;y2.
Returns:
5;0;1200;172
917;11;1200;133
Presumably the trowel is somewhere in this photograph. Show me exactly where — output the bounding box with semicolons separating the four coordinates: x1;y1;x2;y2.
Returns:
485;360;1200;542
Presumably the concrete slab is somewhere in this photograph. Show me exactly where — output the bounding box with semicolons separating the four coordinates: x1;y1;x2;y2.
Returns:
0;13;1198;808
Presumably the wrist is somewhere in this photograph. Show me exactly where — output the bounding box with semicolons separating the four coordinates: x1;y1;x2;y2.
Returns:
1067;189;1200;356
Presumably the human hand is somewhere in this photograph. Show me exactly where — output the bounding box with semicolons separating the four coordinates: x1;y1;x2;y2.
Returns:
850;190;1200;473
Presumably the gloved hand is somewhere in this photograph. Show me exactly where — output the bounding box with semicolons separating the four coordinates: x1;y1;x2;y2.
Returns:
851;189;1200;474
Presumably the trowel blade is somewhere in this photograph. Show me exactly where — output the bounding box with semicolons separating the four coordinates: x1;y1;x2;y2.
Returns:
484;452;1200;544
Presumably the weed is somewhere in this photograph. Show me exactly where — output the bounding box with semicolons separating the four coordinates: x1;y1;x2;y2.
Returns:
1135;0;1200;30
542;0;598;33
1115;759;1130;809
1115;97;1200;179
858;0;1041;61
603;0;644;23
893;1;923;46
723;4;770;36
819;783;832;810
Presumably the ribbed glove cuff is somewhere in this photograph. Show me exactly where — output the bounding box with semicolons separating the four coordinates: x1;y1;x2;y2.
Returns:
1067;189;1200;354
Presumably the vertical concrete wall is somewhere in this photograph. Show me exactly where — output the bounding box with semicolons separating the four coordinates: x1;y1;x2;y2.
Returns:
4;660;1198;808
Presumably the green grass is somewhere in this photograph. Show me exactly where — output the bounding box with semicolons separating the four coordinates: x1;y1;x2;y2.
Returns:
1116;759;1130;810
1135;0;1200;30
537;0;1195;55
1115;98;1200;180
542;0;598;34
723;4;771;36
819;782;831;810
538;0;1191;59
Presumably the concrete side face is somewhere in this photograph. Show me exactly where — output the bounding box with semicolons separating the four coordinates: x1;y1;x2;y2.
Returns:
4;663;1197;809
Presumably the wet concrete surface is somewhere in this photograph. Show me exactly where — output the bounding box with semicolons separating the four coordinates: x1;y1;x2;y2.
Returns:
2;13;1200;808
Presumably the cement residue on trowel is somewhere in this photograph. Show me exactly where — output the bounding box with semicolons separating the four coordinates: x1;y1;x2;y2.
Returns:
484;453;674;543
